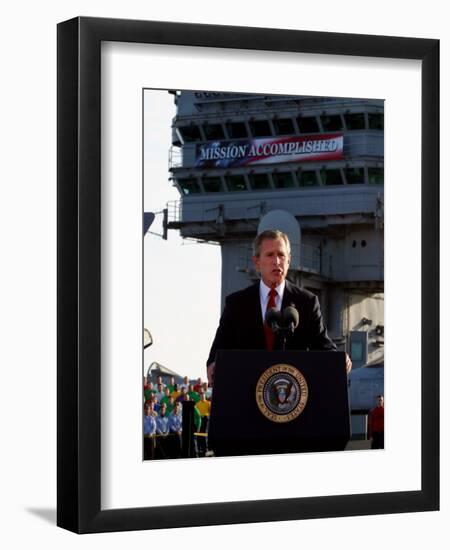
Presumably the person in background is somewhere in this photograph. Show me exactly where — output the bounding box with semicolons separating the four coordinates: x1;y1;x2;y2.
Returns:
166;376;176;393
156;403;169;435
155;383;165;403
201;381;212;401
159;387;172;408
155;375;166;390
155;403;169;459
145;392;160;413
195;389;211;457
171;383;181;401
180;375;190;391
188;383;200;403
176;386;189;403
144;381;156;402
193;377;203;393
167;401;183;458
165;395;175;416
143;403;157;460
368;395;384;449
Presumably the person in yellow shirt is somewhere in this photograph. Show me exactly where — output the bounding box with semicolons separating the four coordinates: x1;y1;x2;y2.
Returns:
170;383;181;401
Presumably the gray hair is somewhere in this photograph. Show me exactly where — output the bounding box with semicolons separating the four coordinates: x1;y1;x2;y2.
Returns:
252;229;291;257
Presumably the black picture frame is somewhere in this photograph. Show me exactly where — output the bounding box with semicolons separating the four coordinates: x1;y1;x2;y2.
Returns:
57;16;439;533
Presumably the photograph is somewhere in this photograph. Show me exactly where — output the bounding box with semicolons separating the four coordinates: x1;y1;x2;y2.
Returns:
143;89;385;460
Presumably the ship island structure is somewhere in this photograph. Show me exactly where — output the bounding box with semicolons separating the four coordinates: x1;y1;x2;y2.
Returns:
160;90;384;436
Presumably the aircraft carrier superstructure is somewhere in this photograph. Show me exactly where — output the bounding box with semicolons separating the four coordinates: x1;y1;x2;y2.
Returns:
165;90;384;376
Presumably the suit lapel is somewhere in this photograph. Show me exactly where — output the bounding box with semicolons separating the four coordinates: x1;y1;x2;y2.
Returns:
251;282;266;348
282;280;295;309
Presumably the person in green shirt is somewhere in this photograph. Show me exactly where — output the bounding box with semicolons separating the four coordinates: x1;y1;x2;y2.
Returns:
159;387;172;408
188;383;200;403
164;395;175;416
166;376;176;393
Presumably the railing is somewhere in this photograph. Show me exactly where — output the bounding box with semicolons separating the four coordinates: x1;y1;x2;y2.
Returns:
166;200;182;224
168;146;183;169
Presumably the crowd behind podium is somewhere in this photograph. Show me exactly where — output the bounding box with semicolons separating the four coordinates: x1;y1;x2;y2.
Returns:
143;375;212;460
143;374;384;459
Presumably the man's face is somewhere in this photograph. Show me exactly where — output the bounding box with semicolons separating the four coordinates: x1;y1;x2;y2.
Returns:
377;396;384;407
253;237;291;288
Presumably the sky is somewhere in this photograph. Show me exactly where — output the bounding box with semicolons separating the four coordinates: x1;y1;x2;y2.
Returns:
143;90;221;381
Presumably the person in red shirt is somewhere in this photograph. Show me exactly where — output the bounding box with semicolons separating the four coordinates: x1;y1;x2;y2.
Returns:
368;395;384;449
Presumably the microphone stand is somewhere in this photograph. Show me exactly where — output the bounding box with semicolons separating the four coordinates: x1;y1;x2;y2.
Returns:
277;325;294;351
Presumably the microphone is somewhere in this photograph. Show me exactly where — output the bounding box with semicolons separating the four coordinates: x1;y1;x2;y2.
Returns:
265;308;281;333
282;306;299;333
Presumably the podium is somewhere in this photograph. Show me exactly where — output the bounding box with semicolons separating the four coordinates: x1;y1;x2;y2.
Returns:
208;350;350;456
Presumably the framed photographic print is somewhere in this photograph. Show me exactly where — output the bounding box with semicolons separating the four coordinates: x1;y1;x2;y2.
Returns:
57;17;439;533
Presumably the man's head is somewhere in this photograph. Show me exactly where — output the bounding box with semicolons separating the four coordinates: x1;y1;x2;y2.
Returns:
174;402;181;414
183;375;189;384
144;403;154;415
376;395;384;407
199;390;206;401
252;229;291;288
159;403;167;416
169;376;175;385
157;383;163;392
164;387;171;396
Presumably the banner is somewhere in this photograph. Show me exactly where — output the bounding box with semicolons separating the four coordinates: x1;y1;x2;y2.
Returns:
195;134;343;168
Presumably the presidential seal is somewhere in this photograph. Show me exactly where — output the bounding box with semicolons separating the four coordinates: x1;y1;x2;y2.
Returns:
255;364;308;423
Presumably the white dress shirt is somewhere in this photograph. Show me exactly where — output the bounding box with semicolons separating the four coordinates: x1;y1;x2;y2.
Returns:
259;280;285;322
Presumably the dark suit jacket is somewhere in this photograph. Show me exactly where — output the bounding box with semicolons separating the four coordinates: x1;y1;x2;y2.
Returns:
207;280;336;366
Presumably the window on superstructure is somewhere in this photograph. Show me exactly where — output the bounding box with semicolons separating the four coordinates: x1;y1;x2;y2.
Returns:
273;172;295;188
321;115;343;132
203;176;223;193
344;113;366;130
297;116;319;133
249;173;271;190
345;167;365;184
178;178;201;195
368;167;384;184
299;170;318;187
249;119;272;137
273;118;295;135
225;174;247;192
178;125;202;142
227;121;248;139
368;113;384;130
203;123;225;140
320;168;343;185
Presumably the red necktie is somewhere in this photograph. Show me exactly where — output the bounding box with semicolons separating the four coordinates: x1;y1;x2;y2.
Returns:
264;288;278;351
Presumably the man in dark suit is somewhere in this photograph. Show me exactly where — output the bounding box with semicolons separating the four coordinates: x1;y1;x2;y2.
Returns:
207;229;351;384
